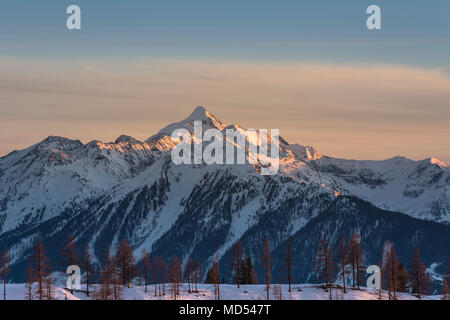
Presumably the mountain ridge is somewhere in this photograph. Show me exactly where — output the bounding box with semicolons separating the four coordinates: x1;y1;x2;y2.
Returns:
0;106;449;282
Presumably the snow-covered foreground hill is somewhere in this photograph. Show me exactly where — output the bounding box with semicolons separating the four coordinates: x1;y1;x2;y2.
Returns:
2;283;443;301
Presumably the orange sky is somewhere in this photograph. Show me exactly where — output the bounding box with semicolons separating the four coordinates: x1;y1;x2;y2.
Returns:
1;57;449;163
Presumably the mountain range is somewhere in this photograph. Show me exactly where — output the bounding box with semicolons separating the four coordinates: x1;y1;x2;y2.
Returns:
0;106;449;283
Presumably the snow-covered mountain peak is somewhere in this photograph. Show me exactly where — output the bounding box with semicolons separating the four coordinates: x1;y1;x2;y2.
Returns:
411;158;448;177
1;107;450;283
146;106;226;142
186;106;219;122
427;157;448;169
114;135;141;144
37;136;83;151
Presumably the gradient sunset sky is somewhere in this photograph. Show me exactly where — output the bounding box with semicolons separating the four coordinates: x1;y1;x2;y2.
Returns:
1;0;449;162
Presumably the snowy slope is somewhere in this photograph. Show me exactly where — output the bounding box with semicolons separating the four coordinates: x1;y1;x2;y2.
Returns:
1;283;443;300
309;156;449;223
3;283;79;300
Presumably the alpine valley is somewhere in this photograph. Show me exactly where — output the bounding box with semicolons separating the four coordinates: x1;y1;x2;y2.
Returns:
0;107;449;284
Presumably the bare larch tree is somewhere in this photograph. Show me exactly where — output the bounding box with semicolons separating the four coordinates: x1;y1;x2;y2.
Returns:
408;248;431;299
29;237;50;300
115;239;136;288
259;238;272;300
282;237;293;293
0;248;9;300
82;244;94;297
337;235;348;294
348;233;363;289
140;249;150;293
228;240;245;288
315;235;333;299
192;258;201;292
183;257;193;293
169;255;181;300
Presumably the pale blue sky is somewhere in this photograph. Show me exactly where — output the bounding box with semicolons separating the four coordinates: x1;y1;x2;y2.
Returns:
1;0;449;68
